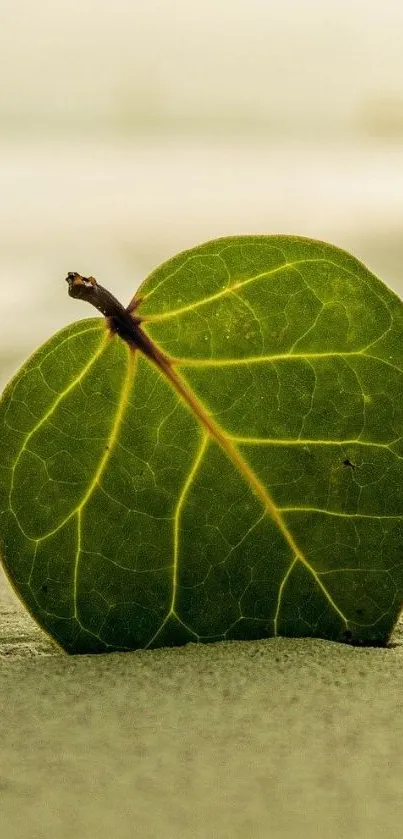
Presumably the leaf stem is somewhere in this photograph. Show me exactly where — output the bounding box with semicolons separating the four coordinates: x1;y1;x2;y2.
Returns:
66;273;150;351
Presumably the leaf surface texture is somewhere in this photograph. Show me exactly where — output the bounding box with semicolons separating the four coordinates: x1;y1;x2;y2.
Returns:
1;236;403;652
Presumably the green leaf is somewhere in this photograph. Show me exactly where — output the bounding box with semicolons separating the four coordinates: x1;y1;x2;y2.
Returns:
1;235;403;653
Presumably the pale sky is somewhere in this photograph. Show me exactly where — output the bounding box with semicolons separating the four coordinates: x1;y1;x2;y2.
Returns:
1;0;403;135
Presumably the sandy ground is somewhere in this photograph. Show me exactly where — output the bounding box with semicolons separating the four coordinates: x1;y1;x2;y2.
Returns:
1;568;403;839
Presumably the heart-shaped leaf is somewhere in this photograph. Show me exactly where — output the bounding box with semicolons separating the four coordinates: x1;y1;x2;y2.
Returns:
1;236;403;653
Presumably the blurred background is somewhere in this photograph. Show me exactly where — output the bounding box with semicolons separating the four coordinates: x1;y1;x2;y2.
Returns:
1;0;403;385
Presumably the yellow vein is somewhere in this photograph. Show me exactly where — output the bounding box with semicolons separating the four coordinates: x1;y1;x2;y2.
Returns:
171;433;209;613
142;258;325;323
150;357;349;626
274;558;298;636
172;350;366;367
279;506;403;520
229;437;394;450
6;322;103;397
9;332;110;513
73;512;82;619
144;433;209;648
73;348;136;620
23;347;136;547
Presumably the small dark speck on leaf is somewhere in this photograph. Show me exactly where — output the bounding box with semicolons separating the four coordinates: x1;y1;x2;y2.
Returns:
343;458;357;470
42;584;48;593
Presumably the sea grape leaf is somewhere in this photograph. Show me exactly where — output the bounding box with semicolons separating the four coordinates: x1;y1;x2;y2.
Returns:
1;235;403;654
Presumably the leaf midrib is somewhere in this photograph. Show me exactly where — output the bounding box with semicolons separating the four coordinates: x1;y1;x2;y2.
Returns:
141;342;349;629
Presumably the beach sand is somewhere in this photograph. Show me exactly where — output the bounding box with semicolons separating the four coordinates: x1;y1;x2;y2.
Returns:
1;569;402;839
